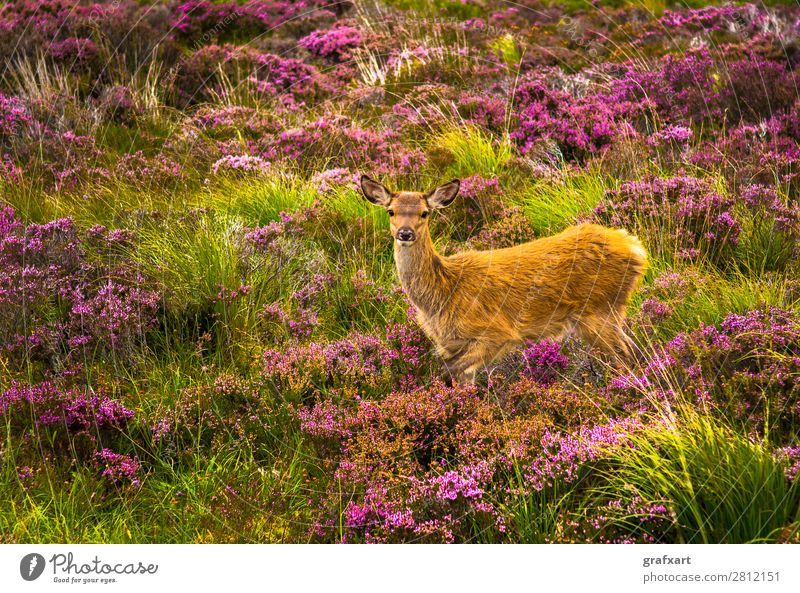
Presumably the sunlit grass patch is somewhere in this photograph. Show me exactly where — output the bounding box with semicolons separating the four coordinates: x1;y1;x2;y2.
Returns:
428;125;514;179
206;171;318;227
598;412;800;543
512;171;607;235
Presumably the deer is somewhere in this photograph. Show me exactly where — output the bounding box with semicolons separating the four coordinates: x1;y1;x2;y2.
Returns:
360;175;648;384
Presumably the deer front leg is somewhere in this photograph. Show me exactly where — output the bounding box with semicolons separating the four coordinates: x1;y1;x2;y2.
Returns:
445;338;515;385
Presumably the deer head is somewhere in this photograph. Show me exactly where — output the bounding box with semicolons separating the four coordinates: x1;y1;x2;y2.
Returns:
360;175;460;246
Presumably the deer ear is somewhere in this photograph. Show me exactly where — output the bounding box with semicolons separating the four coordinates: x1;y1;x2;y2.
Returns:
426;179;460;209
360;175;392;207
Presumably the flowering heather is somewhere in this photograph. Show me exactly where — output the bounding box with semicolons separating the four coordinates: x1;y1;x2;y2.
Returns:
68;272;160;353
94;85;140;124
595;175;740;263
309;382;514;543
645;125;693;148
262;329;411;395
456;93;507;134
48;37;98;66
95;449;141;487
0;92;30;142
526;418;646;491
520;340;570;385
465;206;535;250
259;302;319;341
0;381;134;434
559;496;675;544
299;23;363;60
511;78;638;162
170;0;334;44
658;5;761;33
259;116;425;174
173;45;327;108
777;446;800;482
244;205;319;253
0;208;160;365
435;174;504;242
612;307;800;440
211;154;271;176
309;167;358;194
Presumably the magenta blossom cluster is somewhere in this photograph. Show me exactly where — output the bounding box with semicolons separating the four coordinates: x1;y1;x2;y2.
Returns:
299;22;363;59
526;418;645;491
612;307;800;439
0;380;134;434
258;115;426;174
170;1;335;44
0;208;160;366
594;175;740;263
95;449;141;487
511;77;638;162
262;327;420;394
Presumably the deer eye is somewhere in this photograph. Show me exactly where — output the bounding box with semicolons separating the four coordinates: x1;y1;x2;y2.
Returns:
421;211;429;219
387;209;395;217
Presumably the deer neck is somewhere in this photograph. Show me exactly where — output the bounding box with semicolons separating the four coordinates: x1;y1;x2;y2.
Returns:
394;232;449;316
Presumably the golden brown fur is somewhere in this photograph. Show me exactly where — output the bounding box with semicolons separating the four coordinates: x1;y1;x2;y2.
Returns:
361;176;648;382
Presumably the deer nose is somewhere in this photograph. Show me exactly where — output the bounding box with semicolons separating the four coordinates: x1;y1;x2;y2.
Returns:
396;228;416;242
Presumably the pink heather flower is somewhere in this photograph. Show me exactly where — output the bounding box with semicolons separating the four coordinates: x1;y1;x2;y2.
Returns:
95;449;141;487
298;24;363;59
210;154;271;175
309;168;359;194
646;125;693;147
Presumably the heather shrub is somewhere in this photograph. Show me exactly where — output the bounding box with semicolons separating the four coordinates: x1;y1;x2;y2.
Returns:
610;50;797;130
172;45;328;108
455;92;508;135
307;382;529;543
594;175;740;265
634;266;799;343
258;116;425;175
0;379;135;462
0;0;176;75
2;0;800;546
0;209;160;369
169;0;337;45
613;307;800;442
691;114;800;194
511;77;639;163
431;174;504;242
594;414;800;543
298;22;363;60
262;321;432;402
0;92;31;143
734;184;800;273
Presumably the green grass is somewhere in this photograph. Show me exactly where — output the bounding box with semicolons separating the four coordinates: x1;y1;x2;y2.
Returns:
599;412;800;543
206;172;317;227
380;0;487;18
429;125;515;179
632;264;800;342
513;171;608;235
490;34;522;67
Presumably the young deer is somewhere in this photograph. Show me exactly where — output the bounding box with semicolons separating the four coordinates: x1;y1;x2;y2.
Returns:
360;176;648;383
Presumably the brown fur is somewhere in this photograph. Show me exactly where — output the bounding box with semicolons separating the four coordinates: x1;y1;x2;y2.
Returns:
361;176;648;382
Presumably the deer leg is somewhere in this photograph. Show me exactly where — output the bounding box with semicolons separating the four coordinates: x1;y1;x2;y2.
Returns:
441;358;461;387
577;316;633;370
451;338;514;385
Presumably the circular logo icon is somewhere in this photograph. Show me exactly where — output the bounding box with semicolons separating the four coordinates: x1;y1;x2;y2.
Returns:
20;553;46;581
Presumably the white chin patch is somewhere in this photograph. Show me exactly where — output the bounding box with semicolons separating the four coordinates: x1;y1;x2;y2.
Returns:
395;239;415;246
